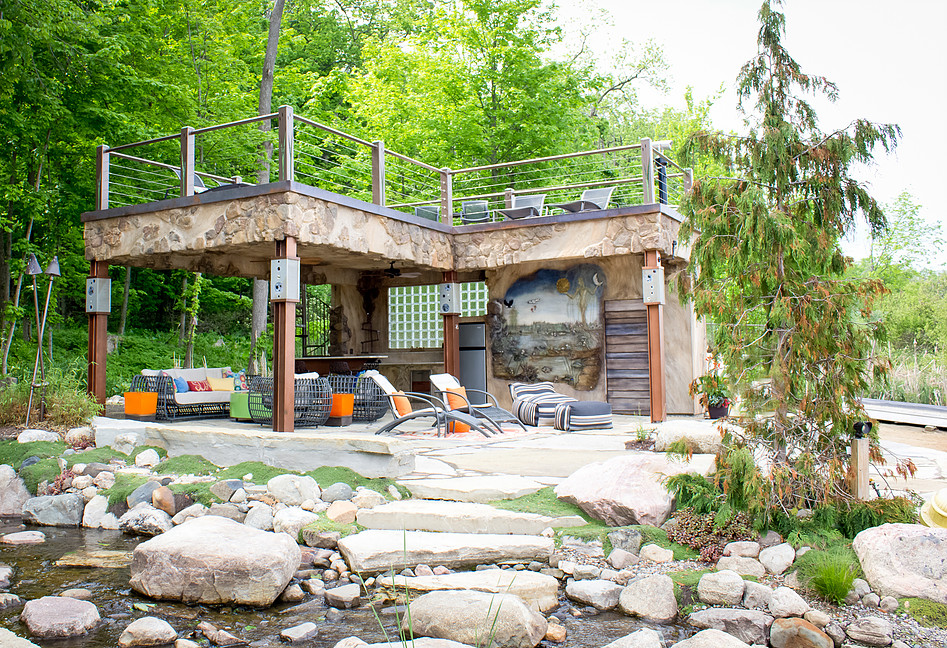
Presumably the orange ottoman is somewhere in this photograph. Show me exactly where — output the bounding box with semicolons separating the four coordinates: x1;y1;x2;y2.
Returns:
326;393;354;426
124;391;158;422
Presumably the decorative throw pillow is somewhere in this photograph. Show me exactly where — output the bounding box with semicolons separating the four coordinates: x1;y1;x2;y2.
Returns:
173;376;189;393
233;370;248;392
207;377;234;392
444;387;468;411
187;379;212;392
391;391;412;417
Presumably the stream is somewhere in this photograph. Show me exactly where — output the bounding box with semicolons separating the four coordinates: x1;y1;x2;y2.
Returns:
0;521;691;647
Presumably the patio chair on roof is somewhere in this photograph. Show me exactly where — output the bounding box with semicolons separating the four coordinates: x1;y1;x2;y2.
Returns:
163;169;208;200
548;186;616;213
460;200;491;224
414;205;440;221
497;193;546;220
430;373;527;434
364;370;492;437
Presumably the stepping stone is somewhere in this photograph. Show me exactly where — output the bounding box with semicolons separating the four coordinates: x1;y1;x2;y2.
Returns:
338;530;554;573
376;568;559;612
55;549;132;569
0;531;46;545
397;475;544;503
356;499;583;535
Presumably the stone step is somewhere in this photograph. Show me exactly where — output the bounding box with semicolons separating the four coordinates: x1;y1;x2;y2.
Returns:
338;530;554;574
396;475;544;503
356;499;584;535
376;568;559;612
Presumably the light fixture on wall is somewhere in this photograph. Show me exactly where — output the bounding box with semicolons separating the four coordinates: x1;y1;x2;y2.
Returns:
671;240;678;257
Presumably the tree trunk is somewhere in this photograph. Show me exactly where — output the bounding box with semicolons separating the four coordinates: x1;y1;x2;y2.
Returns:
118;266;131;336
184;272;202;368
178;275;189;343
248;279;268;374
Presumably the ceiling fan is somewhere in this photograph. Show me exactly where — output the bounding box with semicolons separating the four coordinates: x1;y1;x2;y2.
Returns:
383;261;421;279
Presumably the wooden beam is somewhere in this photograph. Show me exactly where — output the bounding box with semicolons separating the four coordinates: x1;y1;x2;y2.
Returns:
442;270;460;377
644;250;666;422
87;260;109;406
272;236;298;433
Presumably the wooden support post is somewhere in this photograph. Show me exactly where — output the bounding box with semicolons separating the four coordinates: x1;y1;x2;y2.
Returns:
278;105;295;183
96;145;109;210
850;437;870;500
87;261;109;406
272;236;298;433
442;271;460;377
644;250;666;422
372;140;386;206
180;126;195;197
439;168;453;224
640;137;655;204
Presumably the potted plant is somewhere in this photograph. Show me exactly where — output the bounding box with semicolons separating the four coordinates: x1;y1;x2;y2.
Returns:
690;361;731;419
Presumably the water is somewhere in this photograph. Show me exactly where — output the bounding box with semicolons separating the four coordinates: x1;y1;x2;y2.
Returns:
0;521;688;647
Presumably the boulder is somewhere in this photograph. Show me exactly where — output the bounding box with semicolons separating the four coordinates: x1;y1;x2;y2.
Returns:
324;583;362;609
206;502;245;523
171;503;207;525
639;544;674;563
17;429;60;443
0;628;39;647
769;617;832;648
403;590;546;648
608;548;639;569
607;528;643;555
210;479;244;502
716;556;766;579
72;475;94;490
852;523;947;602
61;588;92;600
93;471;116;489
0;593;24;610
273;507;320;540
1;531;45;545
669;629;750;648
127;481;161;508
376;569;559;612
697;570;746;605
151;486;176;516
82;496;120;530
803;610;831;629
0;564;12;588
602;629;663;648
327;500;358;524
244;503;274;530
113;432;141;455
321;482;354;502
688;608;773;645
119;504;173;536
281;622;319;644
845;617;892;646
618;574;677;623
302;528;341;548
724;541;760;558
21;493;84;527
759;543;795;575
64;426;94;447
565;579;623;610
742;581;773;609
768;587;809;618
351;488;387;509
129;515;300;606
118;616;177;647
134;449;161;468
555;454;710;526
20;596;99;638
653;419;722;454
267;474;321;506
0;465;31;516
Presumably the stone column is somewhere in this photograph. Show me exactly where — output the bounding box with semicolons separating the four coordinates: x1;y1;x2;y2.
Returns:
272;237;298;433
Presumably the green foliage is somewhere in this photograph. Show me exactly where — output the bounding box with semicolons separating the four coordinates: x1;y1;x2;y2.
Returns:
65;447;127;467
18;458;61;494
304;466;408;498
663;473;719;514
898;598;947;629
215;461;294;482
836;497;918;537
667;568;712;589
0;369;100;427
488;487;593;522
169;482;221;507
632;525;699;561
129;446;168;461
100;473;149;508
0;440;66;470
155;455;220;476
666;507;754;562
300;517;363;542
793;544;861;605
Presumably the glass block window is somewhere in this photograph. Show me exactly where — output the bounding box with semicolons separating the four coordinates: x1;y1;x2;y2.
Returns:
388;282;488;348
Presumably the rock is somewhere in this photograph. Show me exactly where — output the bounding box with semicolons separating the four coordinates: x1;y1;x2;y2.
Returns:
113;432;140;455
654;419;722;454
151;486;176;516
83;462;112;478
0;628;41;647
17;429;60;443
716;556;766;578
210;479;244;502
618;574;677;623
688;608;774;645
845;617;892;646
207;503;245;523
783;571;803;589
0;593;24;609
768;586;809;618
325;608;344;622
93;471;116;489
302;527;340;548
759;543;795;575
119;616;178;647
852;578;871;598
127;481;162;508
302;578;325;595
338;530;553;573
862;592;880;608
724;541;761;558
565;579;623;610
669;628;751;648
742;581;773;609
267;474;321;506
280;583;305;603
1;531;46;545
327;500;358;524
545;622;567;643
572;564;602;580
244;503;274;530
804;610;831;629
119;504;173;536
197;621;243;646
602;628;663;648
273;507;320;540
334;638;368;648
20;596;99;638
324;583;362;608
129;516;300;606
401;475;542;503
21;493;84;526
281;622;318;644
555;454;710;526
639;544;674;563
0;465;31;516
64;426;94;446
351;488;387;509
404;590;546;648
879;596;898;613
0;564;11;588
853;523;947;602
758;530;782;547
607;528;643;555
608;548;639;569
698;570;746;605
175;640;201;648
769;618;832;648
376;569;559;612
61;588;93;600
72;475;94;490
171;503;207;525
356;499;582;535
134;449;161;468
824;623;845;647
322;482;354;502
82;495;120;530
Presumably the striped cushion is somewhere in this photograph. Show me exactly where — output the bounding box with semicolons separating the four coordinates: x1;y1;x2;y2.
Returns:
554;401;613;431
509;382;558;401
509;382;576;427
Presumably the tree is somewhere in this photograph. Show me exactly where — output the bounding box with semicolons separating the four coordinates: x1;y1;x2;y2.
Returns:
680;0;905;517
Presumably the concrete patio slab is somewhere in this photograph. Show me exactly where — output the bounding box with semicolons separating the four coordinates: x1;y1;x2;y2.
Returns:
356;499;584;534
397;475;546;503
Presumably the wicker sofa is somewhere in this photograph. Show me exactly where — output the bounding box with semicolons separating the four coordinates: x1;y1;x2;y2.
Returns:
131;367;236;421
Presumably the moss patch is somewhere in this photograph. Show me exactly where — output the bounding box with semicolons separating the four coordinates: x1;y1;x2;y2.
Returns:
18;457;61;494
667;568;712;589
899;598;947;629
630;525;699;561
300;517;363;541
304;466;409;499
129;445;168;461
100;473;149;508
0;439;66;470
66;446;127;467
489;487;592;521
155;455;219;476
169;482;221;507
216;461;295;482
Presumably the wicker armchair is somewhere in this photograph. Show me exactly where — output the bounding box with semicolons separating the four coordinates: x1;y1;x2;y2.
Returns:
326;374;387;422
247;375;333;427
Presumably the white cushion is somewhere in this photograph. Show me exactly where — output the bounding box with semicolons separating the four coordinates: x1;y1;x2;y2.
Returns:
172;390;232;405
294;372;320;379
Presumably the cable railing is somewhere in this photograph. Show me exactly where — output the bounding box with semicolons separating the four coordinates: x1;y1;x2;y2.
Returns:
94;106;692;223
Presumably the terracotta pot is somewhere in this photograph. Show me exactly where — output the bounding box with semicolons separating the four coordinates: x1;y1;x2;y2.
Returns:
707;403;729;419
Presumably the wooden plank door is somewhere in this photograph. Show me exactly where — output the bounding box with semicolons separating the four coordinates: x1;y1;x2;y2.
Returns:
604;299;650;415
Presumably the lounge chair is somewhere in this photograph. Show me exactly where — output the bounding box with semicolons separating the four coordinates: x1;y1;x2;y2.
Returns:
497;193;546;220
548;186;615;213
364;370;491;437
429;373;527;433
509;381;577;427
460;200;491;224
414;205;440;221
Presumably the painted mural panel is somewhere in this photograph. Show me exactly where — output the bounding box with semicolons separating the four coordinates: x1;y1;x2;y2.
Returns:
488;264;605;390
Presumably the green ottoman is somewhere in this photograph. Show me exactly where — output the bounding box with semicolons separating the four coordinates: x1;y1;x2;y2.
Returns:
230;392;251;421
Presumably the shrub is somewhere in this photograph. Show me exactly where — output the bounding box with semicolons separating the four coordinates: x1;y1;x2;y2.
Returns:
666;506;754;562
793;544;861;605
0;368;100;428
837;498;918;537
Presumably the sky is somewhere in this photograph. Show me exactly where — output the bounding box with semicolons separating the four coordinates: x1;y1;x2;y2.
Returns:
556;0;947;265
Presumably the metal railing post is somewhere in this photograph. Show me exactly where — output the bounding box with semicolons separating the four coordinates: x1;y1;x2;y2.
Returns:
640;138;654;204
684;168;694;193
504;188;514;209
96;145;109;210
278;105;295;182
656;156;668;205
180;127;195;197
440;168;453;223
372;140;386;206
